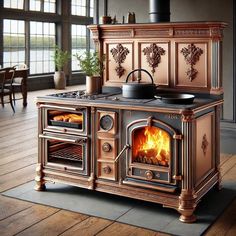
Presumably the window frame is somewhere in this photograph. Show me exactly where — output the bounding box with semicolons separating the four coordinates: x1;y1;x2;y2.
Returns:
0;0;94;76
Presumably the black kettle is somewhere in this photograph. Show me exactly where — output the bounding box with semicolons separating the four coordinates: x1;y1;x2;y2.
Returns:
122;68;157;99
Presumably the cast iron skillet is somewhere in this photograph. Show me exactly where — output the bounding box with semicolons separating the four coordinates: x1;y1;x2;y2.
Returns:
154;94;195;104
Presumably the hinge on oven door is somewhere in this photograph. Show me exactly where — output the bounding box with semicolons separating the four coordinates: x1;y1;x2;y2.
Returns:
172;175;183;181
173;134;183;140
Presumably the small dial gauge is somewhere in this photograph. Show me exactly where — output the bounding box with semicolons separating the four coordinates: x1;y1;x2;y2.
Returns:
100;115;114;131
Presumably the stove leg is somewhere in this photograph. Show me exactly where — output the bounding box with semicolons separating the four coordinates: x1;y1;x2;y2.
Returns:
34;164;46;191
178;189;197;223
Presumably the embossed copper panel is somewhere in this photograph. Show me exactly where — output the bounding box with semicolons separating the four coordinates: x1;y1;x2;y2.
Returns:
175;41;209;88
104;41;134;85
195;113;213;186
139;41;169;86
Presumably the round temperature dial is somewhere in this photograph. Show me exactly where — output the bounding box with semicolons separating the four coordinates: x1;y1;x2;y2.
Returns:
100;115;114;131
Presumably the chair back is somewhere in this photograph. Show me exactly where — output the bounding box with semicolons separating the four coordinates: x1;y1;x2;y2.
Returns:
0;67;15;86
0;71;6;92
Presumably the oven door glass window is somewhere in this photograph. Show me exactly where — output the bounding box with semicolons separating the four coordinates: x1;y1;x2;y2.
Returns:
47;139;84;169
132;126;170;167
48;110;83;130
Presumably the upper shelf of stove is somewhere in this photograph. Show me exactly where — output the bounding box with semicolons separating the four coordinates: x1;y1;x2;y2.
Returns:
88;21;227;40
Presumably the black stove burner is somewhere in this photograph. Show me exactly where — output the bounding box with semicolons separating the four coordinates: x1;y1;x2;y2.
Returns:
49;90;121;100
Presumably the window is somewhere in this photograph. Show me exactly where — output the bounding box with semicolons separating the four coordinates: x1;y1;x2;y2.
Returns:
90;0;94;17
1;1;93;76
4;0;24;9
30;0;41;11
30;22;56;74
44;0;56;13
71;25;87;71
3;19;25;68
71;0;86;16
30;0;56;13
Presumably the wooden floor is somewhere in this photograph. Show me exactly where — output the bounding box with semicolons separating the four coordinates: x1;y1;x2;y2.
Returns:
0;87;235;236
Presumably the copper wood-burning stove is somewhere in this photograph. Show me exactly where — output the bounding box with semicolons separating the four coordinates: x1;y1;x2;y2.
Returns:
35;22;226;223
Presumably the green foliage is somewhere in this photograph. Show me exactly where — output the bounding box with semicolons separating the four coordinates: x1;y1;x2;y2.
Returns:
74;51;104;76
52;45;70;71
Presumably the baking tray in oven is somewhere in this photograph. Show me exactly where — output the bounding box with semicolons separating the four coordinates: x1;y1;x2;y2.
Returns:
50;120;82;129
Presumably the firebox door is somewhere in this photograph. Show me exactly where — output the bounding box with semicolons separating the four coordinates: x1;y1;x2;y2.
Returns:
123;117;181;192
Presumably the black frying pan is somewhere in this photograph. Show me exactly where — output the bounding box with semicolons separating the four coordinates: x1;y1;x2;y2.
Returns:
154;94;195;104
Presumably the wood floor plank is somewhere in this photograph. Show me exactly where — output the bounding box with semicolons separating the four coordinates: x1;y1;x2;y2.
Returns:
0;131;37;149
0;139;37;157
221;155;236;177
0;195;33;221
0;205;59;236
96;222;167;236
16;210;88;236
61;216;113;236
0;147;37;166
0;164;36;192
0;154;36;176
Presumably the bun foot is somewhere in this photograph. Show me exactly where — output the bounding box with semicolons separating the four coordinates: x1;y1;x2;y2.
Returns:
179;214;196;223
34;182;46;191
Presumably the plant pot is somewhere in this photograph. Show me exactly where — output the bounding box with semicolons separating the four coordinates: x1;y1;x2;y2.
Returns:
54;71;66;89
86;76;102;94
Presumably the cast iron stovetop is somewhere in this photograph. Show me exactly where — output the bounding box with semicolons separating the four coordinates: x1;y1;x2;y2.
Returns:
46;89;222;110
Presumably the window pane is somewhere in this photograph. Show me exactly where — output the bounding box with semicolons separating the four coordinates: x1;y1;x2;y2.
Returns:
44;0;56;13
3;19;25;67
30;0;41;11
30;21;56;74
71;0;86;16
90;0;94;17
4;0;24;9
71;24;87;71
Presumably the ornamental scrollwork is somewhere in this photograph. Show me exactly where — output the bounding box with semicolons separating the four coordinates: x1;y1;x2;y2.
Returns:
201;134;209;156
180;43;203;82
142;43;165;75
110;44;130;78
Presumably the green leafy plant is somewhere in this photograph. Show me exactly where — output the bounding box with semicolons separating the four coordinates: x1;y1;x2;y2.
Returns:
53;45;70;71
74;51;104;76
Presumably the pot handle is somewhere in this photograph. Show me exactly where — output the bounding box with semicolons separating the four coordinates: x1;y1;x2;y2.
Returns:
126;68;154;84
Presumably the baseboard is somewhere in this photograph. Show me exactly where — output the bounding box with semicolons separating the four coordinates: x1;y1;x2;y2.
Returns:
220;121;236;154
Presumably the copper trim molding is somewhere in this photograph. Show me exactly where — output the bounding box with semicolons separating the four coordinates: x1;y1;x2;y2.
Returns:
110;43;130;77
180;43;203;81
201;134;209;156
142;43;165;75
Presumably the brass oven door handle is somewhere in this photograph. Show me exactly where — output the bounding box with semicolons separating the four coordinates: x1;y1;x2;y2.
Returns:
40;104;83;111
114;144;130;163
39;134;86;144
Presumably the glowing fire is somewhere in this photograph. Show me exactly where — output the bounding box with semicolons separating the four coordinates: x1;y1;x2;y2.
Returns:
132;126;170;167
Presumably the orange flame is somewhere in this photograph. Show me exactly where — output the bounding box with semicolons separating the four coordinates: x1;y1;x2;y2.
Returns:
132;126;170;167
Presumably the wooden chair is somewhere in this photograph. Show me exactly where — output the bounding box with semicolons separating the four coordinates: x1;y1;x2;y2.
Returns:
12;64;29;106
0;67;15;113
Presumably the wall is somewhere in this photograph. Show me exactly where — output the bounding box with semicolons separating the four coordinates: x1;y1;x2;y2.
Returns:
100;0;235;153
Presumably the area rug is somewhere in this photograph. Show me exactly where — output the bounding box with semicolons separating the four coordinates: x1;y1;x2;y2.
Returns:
3;180;236;236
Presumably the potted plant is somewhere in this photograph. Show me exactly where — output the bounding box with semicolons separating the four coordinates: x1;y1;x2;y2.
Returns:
74;51;103;94
52;45;70;89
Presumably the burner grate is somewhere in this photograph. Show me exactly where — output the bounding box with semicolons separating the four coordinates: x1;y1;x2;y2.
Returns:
49;145;83;162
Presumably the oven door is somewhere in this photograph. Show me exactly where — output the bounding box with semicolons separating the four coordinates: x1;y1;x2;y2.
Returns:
122;117;182;192
39;132;89;176
40;104;88;136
